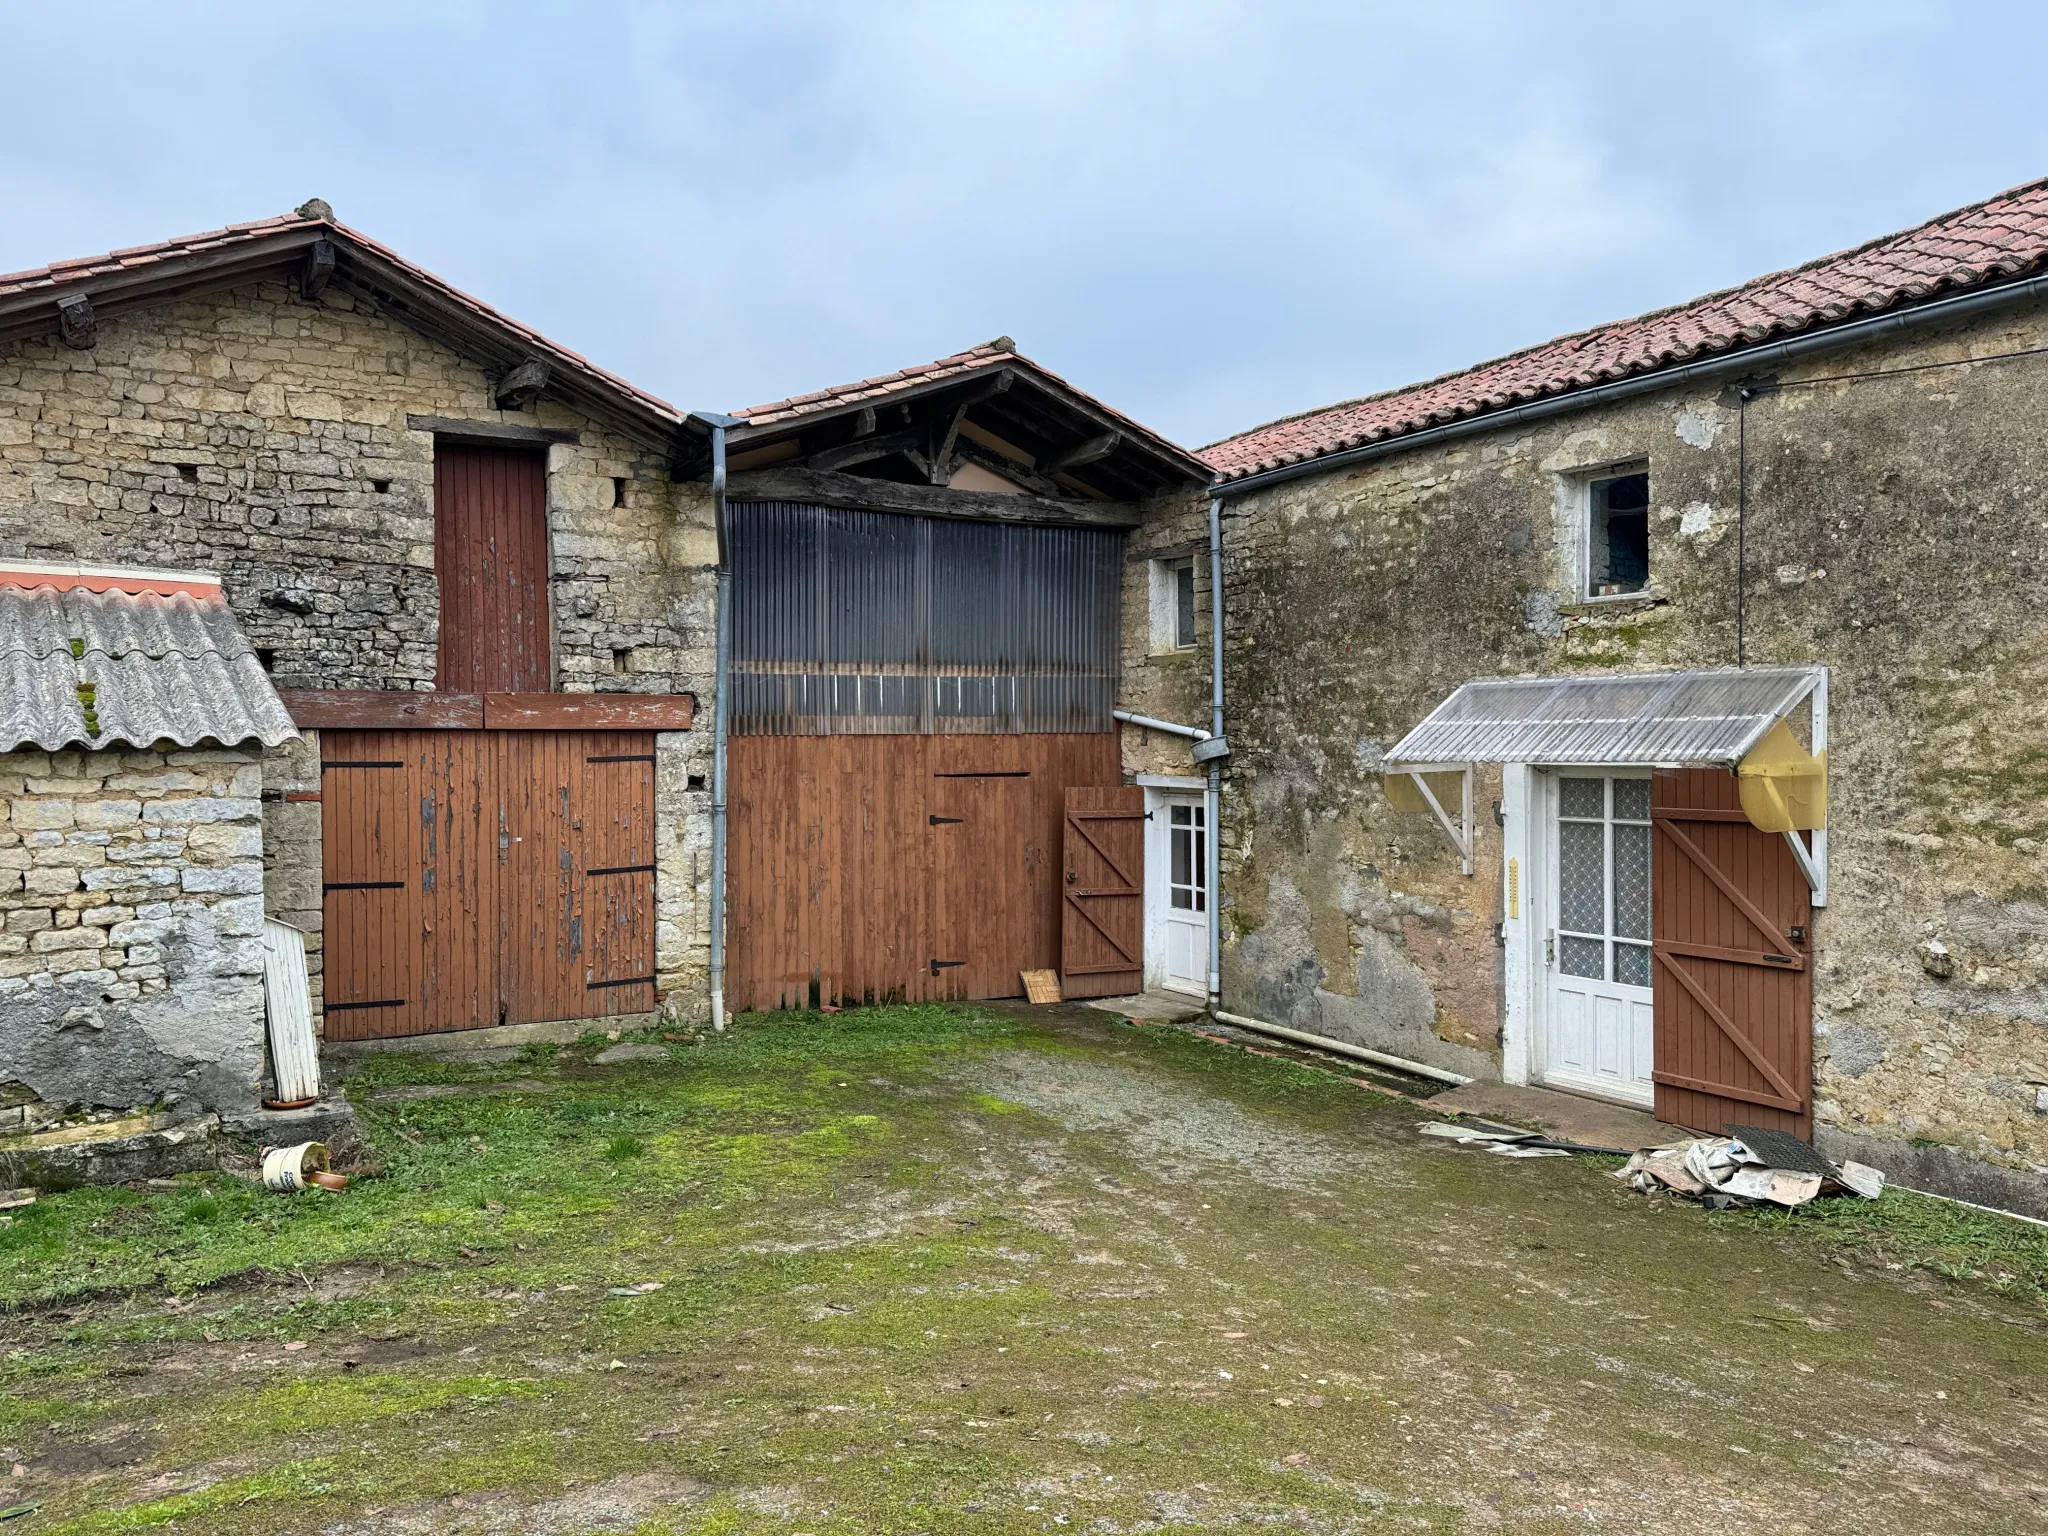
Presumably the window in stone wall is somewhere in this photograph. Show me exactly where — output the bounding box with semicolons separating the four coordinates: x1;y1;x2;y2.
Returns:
1149;556;1197;652
1584;468;1650;598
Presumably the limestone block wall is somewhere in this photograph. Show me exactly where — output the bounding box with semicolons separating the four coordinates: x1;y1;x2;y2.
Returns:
1216;295;2048;1187
0;745;268;1114
0;277;718;1021
1119;489;1220;782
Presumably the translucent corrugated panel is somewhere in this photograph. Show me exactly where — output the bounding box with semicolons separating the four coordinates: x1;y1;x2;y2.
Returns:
728;502;1121;735
1385;666;1822;767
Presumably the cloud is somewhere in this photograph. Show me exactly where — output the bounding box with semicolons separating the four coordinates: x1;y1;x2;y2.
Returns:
1;1;2044;446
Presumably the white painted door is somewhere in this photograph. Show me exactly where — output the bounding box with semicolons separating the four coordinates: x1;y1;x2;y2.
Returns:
1148;796;1208;998
1541;772;1655;1106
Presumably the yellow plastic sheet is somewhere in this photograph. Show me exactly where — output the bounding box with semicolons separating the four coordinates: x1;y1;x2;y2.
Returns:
1737;719;1826;832
1384;770;1465;817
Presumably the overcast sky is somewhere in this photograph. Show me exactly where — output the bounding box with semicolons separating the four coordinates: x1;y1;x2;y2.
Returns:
5;3;2046;449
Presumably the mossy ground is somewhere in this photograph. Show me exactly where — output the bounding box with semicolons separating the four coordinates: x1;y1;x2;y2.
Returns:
2;1003;2045;1534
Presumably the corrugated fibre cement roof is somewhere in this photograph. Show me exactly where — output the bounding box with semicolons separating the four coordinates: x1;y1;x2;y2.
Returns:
0;582;299;753
1385;667;1822;768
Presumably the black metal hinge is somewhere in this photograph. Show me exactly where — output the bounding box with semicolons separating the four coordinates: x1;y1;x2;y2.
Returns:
929;815;964;825
930;958;966;975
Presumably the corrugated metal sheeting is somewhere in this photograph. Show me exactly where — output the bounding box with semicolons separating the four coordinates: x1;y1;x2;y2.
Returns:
1386;667;1822;768
0;583;299;752
729;501;1121;735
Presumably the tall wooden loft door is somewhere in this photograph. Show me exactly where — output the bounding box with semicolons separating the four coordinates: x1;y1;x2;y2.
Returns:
435;444;551;690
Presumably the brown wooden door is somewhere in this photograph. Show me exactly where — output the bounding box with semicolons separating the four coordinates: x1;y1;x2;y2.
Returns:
1060;785;1144;1000
1651;768;1813;1138
321;729;656;1039
435;444;551;691
498;732;658;1025
726;733;1116;1011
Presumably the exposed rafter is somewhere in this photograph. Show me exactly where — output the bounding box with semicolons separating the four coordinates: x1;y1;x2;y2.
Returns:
55;293;95;350
301;238;336;300
1040;430;1120;474
493;355;551;411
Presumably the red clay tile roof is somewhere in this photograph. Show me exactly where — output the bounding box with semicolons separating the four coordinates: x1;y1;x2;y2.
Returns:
734;337;1210;482
735;337;1020;426
0;209;689;436
1205;176;2048;483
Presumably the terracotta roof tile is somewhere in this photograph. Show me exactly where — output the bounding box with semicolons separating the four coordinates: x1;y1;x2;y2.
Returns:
1205;176;2048;482
0;211;688;431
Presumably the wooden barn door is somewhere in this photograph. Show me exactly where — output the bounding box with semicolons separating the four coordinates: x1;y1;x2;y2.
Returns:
435;444;551;691
1651;769;1813;1139
1060;785;1144;999
497;732;658;1026
321;729;656;1039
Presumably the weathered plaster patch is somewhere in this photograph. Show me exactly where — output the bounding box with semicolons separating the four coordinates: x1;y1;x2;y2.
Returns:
1673;405;1728;449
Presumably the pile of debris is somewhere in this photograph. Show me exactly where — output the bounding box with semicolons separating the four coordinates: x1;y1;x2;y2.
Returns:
1613;1124;1884;1210
1417;1116;1886;1212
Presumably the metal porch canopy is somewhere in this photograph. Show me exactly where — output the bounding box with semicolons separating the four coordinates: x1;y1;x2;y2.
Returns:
1384;666;1824;769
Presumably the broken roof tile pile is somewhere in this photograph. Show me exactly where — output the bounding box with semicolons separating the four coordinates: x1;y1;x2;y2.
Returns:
1206;177;2048;482
0;570;299;753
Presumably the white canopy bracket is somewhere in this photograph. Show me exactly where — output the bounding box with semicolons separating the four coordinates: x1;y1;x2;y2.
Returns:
1405;763;1475;877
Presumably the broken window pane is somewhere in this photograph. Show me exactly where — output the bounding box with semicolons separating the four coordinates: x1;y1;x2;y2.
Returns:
1589;471;1649;596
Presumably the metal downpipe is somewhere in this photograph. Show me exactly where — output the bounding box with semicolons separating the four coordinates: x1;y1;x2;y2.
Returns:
692;412;741;1033
1206;494;1225;1012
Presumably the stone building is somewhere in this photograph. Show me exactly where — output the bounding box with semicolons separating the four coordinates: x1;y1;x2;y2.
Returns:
1198;176;2048;1216
0;203;1206;1134
1;565;297;1124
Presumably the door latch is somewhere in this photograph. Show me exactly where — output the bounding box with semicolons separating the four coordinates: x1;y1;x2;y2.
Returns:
1786;924;1807;944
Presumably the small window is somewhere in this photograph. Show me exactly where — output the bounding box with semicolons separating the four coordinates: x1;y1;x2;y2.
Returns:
1149;557;1198;652
1586;470;1649;597
612;477;628;508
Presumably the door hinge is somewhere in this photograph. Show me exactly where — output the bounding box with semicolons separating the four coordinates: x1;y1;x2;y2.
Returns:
929;815;964;825
1493;920;1506;947
1544;930;1555;967
929;958;966;975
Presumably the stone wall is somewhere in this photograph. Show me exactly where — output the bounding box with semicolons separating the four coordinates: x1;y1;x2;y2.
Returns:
1215;296;2048;1192
0;745;267;1114
0;277;718;1023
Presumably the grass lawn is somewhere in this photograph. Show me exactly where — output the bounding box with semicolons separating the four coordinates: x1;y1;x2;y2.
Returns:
2;1002;2045;1534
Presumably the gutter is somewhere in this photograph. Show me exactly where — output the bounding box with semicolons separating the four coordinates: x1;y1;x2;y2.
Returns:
1212;269;2048;499
1204;494;1227;1011
689;410;745;1032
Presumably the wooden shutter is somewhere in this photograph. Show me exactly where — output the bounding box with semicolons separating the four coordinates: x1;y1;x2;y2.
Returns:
1060;785;1144;999
1651;768;1813;1139
435;444;551;691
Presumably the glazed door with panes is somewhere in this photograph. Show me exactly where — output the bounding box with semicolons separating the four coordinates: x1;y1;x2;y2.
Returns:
1152;796;1207;998
1542;772;1655;1106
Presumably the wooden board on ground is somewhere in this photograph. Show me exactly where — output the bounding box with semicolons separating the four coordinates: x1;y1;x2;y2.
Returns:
1021;969;1063;1004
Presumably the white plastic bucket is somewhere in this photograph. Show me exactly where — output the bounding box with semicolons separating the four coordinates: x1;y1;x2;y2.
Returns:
262;1141;330;1193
